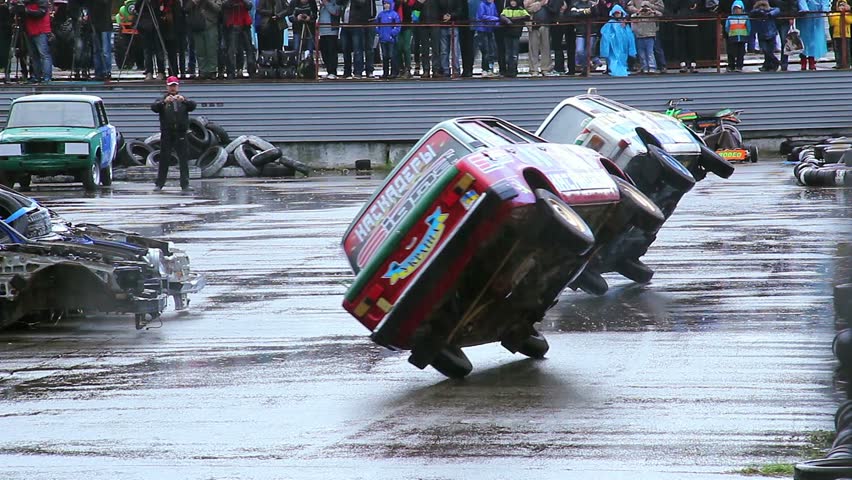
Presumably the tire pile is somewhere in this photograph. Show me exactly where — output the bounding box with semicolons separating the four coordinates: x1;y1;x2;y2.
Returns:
781;137;852;187
114;117;311;178
794;253;852;480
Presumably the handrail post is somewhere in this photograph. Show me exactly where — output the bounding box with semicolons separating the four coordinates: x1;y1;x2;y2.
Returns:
315;21;321;80
451;23;457;78
584;17;591;76
716;13;722;73
842;11;848;68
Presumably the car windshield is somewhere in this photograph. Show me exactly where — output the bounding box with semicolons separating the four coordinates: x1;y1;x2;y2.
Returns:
538;105;592;143
7;101;96;128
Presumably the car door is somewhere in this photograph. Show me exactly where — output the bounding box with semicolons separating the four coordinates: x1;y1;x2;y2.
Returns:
95;102;117;167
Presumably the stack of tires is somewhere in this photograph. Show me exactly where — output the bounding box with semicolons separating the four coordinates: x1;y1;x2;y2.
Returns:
114;117;310;179
794;260;852;480
786;137;852;187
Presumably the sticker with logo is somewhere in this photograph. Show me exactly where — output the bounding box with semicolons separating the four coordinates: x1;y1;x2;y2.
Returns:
459;189;480;210
383;207;449;286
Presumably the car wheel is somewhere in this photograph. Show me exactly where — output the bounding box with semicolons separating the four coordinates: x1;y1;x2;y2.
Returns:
612;176;665;232
125;140;153;166
712;123;743;145
100;161;113;186
570;269;608;296
18;174;31;192
794;458;852;480
250;147;282;167
534;188;595;255
836;399;852;431
146;150;179;167
144;133;161;151
0;173;15;189
516;330;549;359
615;258;655;284
187;118;213;150
198;146;228;178
430;346;473;379
234;144;261;177
647;144;695;191
206;121;230;145
698;144;735;179
748;145;759;163
81;158;101;192
836;283;852;321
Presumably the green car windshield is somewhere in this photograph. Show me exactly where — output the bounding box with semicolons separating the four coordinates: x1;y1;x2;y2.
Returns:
6;101;96;129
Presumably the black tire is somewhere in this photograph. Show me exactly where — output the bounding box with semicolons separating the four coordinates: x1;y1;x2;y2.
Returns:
634;126;664;149
81;158;100;192
836;400;852;431
251;147;282;167
748;145;759;163
280;155;311;175
188;118;213;150
646;144;696;191
534;188;595;254
833;328;852;368
234;144;262;176
100;160;113;186
206;121;230;145
224;135;249;154
570;270;608;296
261;162;296;177
698;144;736;179
198;146;228;178
18;174;31;192
126;140;154;166
355;159;372;170
615;258;655;283
430;346;473;379
836;283;852;321
144;133;162;151
146;150;178;167
246;135;275;152
613;176;666;232
795;458;852;480
516;330;550;359
0;189;30;233
0;173;14;189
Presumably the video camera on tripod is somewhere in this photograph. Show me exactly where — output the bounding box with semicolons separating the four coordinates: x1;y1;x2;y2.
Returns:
2;0;31;82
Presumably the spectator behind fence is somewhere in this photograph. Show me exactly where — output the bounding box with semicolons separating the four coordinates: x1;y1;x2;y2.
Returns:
319;0;341;77
291;0;319;53
163;0;189;78
456;0;475;76
90;0;113;81
599;4;635;76
396;0;416;77
724;0;750;71
438;0;462;77
24;0;51;83
628;0;661;73
570;0;597;74
475;0;499;75
413;0;441;77
672;0;703;72
500;0;529;76
185;0;221;79
551;0;576;75
376;0;401;77
257;0;286;50
797;0;829;69
524;0;556;75
137;0;166;80
770;0;796;69
224;0;257;77
750;0;781;70
829;0;851;67
349;0;378;77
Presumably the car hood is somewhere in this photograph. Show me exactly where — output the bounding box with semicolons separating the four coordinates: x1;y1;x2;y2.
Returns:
0;127;97;143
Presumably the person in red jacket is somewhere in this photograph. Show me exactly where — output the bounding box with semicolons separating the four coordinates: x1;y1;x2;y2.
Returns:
23;0;52;83
223;0;256;78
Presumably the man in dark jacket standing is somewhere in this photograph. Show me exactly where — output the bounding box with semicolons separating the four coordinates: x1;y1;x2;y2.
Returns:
90;0;114;80
151;76;196;192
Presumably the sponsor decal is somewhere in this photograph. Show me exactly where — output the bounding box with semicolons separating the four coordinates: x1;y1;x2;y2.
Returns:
460;189;480;210
382;207;449;286
716;149;747;161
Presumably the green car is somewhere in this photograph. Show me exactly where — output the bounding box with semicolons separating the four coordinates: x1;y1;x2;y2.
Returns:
0;94;121;191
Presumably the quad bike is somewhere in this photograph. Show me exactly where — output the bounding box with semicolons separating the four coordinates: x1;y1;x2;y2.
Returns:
665;97;758;163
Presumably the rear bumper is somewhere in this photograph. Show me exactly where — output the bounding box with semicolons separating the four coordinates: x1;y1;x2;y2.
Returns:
169;273;206;295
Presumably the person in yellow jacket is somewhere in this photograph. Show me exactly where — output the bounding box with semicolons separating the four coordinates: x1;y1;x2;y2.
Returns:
829;0;852;68
499;0;530;76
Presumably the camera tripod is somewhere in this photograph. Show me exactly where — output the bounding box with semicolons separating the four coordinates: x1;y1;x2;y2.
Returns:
4;13;30;83
116;0;171;80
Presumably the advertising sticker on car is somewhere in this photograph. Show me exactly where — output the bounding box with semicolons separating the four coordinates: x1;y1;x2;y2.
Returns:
383;207;449;286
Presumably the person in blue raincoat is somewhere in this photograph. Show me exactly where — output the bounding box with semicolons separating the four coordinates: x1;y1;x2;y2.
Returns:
797;0;830;70
599;4;636;76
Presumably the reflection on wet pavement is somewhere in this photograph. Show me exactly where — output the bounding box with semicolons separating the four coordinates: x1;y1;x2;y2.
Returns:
0;165;849;479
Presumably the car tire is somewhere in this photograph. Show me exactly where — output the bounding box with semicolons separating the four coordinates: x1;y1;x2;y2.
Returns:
206;121;230;145
836;283;852;321
261;162;295;177
698;144;736;179
280;155;311;175
836;399;852;431
612;176;666;232
224;135;249;154
125;140;153;166
615;258;655;283
647;144;695;191
144;133;161;151
17;174;31;192
534;188;595;255
748;145;759;163
100;160;113;186
0;191;30;233
251;147;282;167
198;146;228;178
794;458;852;480
516;330;550;359
430;346;473;379
570;270;609;296
146;150;179;167
81;158;101;192
234;144;261;176
188;118;213;150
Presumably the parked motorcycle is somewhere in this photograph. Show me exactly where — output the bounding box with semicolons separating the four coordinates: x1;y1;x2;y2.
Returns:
665;97;758;163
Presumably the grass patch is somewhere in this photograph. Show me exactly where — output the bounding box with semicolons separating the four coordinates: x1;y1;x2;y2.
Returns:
737;430;836;477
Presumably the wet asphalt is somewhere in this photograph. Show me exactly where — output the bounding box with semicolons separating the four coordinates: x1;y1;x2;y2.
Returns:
0;161;849;480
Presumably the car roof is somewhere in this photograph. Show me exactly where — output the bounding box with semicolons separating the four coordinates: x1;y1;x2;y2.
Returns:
12;94;102;104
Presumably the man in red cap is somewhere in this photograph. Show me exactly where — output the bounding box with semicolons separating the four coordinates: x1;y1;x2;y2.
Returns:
151;76;197;192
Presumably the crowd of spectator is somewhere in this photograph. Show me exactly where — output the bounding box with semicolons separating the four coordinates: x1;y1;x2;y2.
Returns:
0;0;850;82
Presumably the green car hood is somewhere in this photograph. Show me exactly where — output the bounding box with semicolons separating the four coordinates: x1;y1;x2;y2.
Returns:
0;127;97;143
